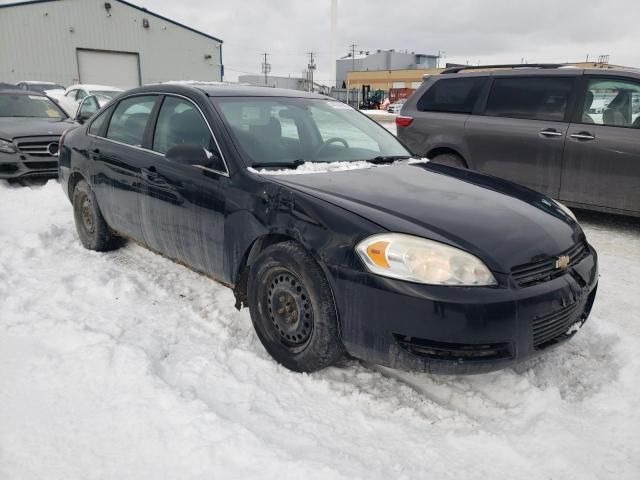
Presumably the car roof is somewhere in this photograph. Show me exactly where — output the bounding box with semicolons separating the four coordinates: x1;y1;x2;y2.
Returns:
0;89;46;96
17;80;60;85
437;66;640;80
127;83;331;99
66;84;123;91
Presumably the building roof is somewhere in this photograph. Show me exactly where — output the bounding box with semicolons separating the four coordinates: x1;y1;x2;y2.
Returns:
339;50;438;60
0;0;223;44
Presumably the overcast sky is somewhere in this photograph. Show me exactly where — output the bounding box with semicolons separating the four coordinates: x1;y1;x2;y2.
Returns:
3;0;639;85
144;0;640;85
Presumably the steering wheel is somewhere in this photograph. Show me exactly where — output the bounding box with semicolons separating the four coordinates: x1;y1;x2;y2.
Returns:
314;137;349;158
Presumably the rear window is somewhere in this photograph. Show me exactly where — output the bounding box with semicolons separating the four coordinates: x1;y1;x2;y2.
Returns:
417;77;486;113
485;77;574;122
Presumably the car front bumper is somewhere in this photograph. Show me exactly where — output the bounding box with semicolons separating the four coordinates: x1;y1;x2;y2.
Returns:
0;151;59;180
328;244;598;374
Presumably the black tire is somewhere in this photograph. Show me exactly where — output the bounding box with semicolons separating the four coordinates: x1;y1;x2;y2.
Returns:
72;180;122;251
247;241;345;372
430;152;467;169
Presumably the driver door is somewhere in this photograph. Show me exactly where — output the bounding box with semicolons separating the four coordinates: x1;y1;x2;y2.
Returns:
139;95;230;278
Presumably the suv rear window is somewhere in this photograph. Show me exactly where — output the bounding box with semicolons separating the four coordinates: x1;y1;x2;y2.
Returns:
485;77;573;122
417;77;485;113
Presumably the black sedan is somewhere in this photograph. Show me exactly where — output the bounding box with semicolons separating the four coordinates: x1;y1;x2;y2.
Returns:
58;84;598;374
0;89;74;180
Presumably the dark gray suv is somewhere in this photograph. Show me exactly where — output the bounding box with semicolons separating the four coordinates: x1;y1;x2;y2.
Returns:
397;65;640;217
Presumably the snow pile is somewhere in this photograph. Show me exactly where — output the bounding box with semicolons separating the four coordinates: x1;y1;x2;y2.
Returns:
1;181;639;479
249;158;428;175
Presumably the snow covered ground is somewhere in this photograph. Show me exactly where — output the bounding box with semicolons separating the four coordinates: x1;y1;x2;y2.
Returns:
1;180;639;480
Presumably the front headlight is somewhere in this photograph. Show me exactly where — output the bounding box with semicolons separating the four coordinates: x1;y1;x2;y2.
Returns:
356;233;496;286
554;200;578;223
0;138;17;154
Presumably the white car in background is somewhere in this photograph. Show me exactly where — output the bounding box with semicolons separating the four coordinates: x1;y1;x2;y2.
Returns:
58;84;123;116
15;81;66;99
387;98;407;114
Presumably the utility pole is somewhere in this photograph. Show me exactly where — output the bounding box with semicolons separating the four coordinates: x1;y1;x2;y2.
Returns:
261;53;271;86
348;43;358;107
307;52;316;92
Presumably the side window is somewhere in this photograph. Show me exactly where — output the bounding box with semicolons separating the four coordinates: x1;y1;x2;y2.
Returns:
581;78;640;128
485;77;573;122
106;95;156;146
152;96;219;158
417;77;486;113
88;105;113;136
75;90;87;101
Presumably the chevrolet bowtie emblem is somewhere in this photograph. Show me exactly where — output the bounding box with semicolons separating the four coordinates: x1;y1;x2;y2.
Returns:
555;255;570;270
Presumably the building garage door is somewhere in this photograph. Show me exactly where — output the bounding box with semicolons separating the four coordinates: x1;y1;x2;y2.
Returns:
77;49;140;90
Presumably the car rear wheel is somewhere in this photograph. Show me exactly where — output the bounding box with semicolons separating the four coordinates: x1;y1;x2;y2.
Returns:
430;152;467;169
72;180;123;251
247;241;345;372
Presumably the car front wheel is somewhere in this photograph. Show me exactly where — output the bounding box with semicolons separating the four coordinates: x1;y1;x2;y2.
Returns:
247;241;345;372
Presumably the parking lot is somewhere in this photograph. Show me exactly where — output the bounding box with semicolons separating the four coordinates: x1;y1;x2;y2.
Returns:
1;179;639;479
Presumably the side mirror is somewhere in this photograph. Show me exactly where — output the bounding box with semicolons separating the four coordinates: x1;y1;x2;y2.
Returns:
75;95;99;124
165;144;224;171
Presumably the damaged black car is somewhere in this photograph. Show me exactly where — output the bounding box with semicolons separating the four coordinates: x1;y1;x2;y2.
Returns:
58;84;598;374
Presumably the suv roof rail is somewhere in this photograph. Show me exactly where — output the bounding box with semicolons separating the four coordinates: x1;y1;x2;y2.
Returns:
440;63;566;74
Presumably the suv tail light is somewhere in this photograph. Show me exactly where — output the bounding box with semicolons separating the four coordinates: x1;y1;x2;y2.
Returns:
395;116;413;127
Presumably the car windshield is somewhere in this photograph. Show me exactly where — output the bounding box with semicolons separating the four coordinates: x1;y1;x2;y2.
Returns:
213;97;410;167
0;93;66;118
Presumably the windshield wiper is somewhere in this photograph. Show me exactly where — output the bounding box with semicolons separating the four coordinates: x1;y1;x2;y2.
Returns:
252;159;306;169
365;155;412;164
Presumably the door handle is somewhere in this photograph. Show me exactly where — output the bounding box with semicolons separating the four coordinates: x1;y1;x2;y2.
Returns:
570;132;596;141
91;148;100;154
539;129;563;137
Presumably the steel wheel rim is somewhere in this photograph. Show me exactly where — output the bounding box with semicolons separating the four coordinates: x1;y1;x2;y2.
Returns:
80;194;95;235
265;269;314;351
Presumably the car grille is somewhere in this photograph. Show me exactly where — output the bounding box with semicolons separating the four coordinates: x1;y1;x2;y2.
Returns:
511;241;589;288
532;287;596;350
23;161;58;170
15;136;61;158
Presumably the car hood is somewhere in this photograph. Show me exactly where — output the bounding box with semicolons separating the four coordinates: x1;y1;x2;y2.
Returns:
0;117;75;140
265;162;584;273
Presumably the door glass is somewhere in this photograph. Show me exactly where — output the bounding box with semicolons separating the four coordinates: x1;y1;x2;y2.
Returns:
581;78;640;128
88;105;113;136
486;77;573;122
75;90;87;101
152;96;220;158
106;95;156;146
417;77;486;113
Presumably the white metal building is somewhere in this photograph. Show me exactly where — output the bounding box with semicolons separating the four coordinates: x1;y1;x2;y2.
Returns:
0;0;224;89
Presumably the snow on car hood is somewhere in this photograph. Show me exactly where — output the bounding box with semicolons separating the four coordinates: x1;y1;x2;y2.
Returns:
249;158;428;175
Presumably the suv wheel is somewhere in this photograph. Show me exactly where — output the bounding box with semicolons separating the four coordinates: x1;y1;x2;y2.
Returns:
430;153;467;169
72;180;123;251
247;241;345;372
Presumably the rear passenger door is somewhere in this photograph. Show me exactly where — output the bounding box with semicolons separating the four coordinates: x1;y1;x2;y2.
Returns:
560;76;640;215
465;76;576;198
90;94;160;242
